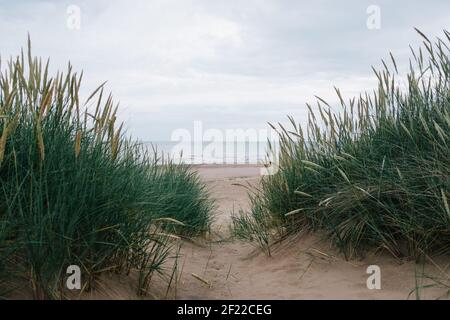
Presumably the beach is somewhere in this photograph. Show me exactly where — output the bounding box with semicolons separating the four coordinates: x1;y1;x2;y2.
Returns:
173;165;449;300
9;164;447;300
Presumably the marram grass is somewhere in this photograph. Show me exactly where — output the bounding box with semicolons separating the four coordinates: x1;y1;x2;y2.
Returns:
0;39;213;299
233;29;450;259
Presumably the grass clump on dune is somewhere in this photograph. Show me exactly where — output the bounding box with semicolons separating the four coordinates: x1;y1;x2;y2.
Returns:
233;29;450;259
147;161;213;236
0;39;213;299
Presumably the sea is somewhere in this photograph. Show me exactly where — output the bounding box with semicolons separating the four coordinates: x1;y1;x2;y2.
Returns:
146;141;278;165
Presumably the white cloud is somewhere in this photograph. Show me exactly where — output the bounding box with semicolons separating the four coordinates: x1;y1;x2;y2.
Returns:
0;0;449;140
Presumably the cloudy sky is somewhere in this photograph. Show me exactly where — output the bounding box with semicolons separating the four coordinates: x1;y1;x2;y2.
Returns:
0;0;449;141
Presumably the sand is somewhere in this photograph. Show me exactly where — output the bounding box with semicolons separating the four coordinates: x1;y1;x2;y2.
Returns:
172;164;449;300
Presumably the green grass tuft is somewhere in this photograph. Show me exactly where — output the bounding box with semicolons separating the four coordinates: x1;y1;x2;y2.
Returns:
0;39;213;299
233;29;450;259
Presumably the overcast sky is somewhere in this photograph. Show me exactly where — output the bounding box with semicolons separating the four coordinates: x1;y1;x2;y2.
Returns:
0;0;449;141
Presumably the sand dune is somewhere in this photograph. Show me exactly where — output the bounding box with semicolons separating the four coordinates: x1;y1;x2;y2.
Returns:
174;165;449;300
12;164;447;300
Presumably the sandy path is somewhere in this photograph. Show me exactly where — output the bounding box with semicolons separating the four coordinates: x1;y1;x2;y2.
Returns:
175;165;449;300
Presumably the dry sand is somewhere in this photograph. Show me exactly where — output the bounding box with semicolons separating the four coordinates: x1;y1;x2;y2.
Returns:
173;164;449;300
